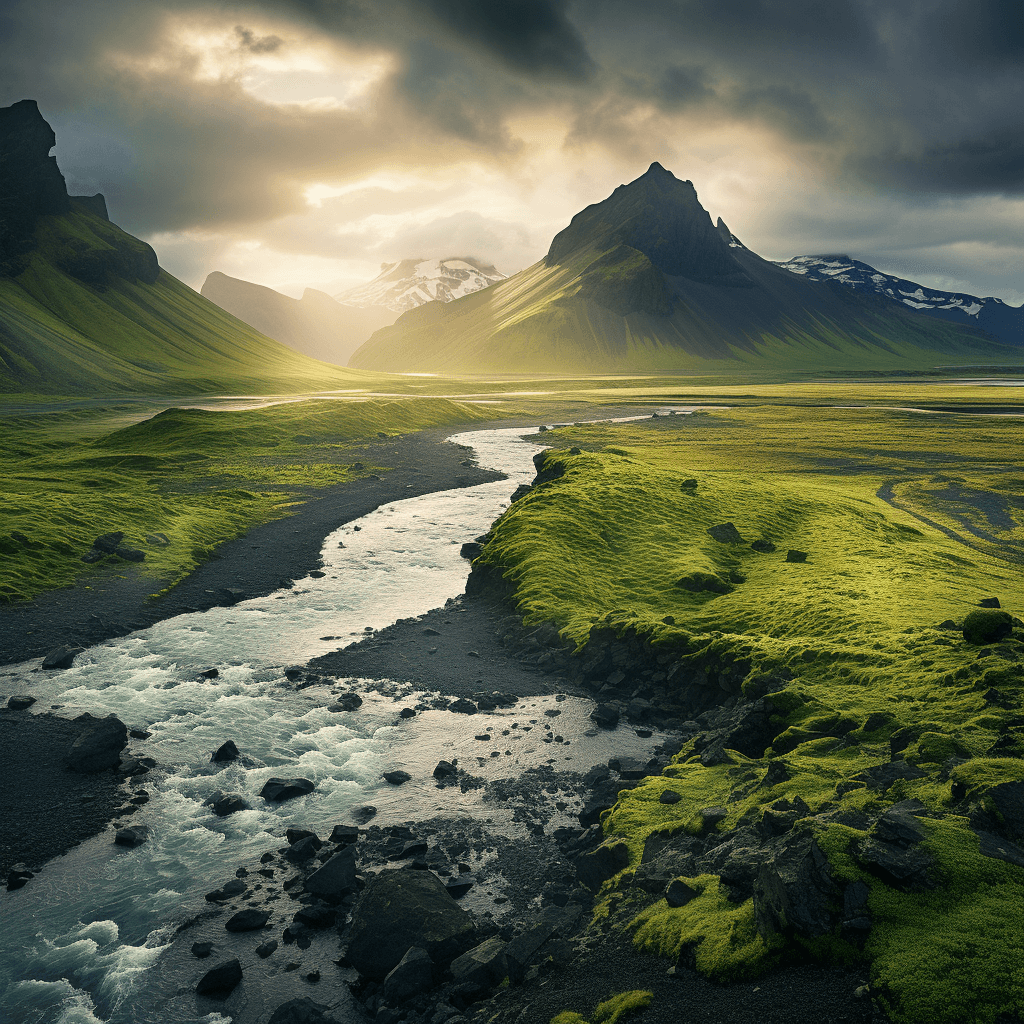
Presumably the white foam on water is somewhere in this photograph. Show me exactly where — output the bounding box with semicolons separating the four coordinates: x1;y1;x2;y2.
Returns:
0;415;700;1023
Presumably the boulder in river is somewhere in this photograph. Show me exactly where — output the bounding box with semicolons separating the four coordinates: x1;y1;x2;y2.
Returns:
261;777;315;802
448;698;477;715
66;713;128;772
433;760;458;779
963;609;1013;645
205;791;250;817
114;826;150;847
590;704;619;729
211;740;239;762
383;770;411;785
42;645;83;670
7;695;36;710
344;868;476;979
196;958;242;997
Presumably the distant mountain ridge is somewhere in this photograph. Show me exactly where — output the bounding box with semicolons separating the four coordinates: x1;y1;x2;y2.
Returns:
774;254;1023;348
350;163;1013;374
200;272;396;367
335;257;504;312
0;100;363;395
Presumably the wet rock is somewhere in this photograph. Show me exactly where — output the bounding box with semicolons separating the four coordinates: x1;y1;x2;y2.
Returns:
448;698;477;715
211;740;239;762
192;941;214;958
344;868;476;980
6;863;34;891
256;939;279;959
206;879;247;903
331;692;363;712
225;909;270;932
754;834;839;940
66;713;128;772
460;542;483;560
286;836;323;863
785;550;808;563
382;947;434;1005
216;587;246;606
205;791;250;817
665;879;698;908
707;523;744;543
433;760;458;780
751;538;776;553
389;840;429;861
590;704;619;729
196;958;242;998
7;695;35;710
352;805;377;824
963;609;1013;645
261;777;315;802
287;828;319;845
450;936;508;992
383;770;411;785
399;708;417;719
446;878;474;898
303;846;357;902
266;997;342;1024
576;839;630;892
294;902;337;929
42;645;83;670
609;755;652;780
114;826;150;847
329;824;359;845
199;668;219;679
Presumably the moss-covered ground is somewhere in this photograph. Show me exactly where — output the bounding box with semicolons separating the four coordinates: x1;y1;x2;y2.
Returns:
0;397;491;603
474;405;1024;1024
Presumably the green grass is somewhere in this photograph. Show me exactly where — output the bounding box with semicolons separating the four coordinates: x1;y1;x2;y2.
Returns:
551;990;653;1024
474;406;1024;1024
0;397;491;603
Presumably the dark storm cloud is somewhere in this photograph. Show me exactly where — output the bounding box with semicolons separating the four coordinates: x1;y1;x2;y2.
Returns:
234;25;284;53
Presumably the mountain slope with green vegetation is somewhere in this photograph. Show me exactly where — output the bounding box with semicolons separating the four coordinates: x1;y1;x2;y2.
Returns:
471;408;1024;1024
350;164;1014;374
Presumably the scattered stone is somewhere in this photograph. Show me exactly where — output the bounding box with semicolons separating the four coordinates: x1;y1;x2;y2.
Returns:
196;959;242;998
286;836;323;863
474;734;491;742
963;609;1013;645
330;692;363;712
294;902;338;929
785;550;808;563
383;946;434;1005
505;905;579;983
433;760;458;779
590;704;619;729
256;940;279;959
309;570;326;579
225;909;270;932
114;826;150;847
7;695;35;710
345;868;476;979
211;739;239;762
261;778;315;802
707;522;744;543
192;941;214;958
303;847;357;902
42;645;83;670
205;791;250;817
329;824;359;845
65;713;128;772
206;879;248;903
751;538;776;553
399;708;417;719
383;770;412;785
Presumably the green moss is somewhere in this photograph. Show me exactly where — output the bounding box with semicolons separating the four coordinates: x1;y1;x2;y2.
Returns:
550;990;653;1024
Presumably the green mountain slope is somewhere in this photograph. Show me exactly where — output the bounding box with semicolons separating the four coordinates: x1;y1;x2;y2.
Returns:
0;100;372;396
350;164;1014;374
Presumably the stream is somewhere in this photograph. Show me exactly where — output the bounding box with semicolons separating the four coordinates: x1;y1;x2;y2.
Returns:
0;416;691;1024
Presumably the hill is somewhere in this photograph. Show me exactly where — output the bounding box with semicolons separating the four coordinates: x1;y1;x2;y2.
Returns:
774;253;1023;348
200;271;396;366
349;163;1015;374
0;100;372;396
336;257;505;312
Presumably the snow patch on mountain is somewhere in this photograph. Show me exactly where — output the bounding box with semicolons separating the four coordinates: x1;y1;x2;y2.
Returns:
335;257;505;313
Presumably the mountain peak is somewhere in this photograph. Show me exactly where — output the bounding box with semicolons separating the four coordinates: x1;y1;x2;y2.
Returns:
546;164;751;287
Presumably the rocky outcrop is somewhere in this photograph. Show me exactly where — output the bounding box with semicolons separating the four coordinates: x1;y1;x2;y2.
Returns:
65;713;128;772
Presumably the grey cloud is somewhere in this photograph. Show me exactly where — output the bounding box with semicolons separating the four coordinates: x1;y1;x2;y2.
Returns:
234;25;284;53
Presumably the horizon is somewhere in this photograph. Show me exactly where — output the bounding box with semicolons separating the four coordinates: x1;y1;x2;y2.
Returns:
1;1;1021;305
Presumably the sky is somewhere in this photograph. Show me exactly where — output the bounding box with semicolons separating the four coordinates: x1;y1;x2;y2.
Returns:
1;0;1022;304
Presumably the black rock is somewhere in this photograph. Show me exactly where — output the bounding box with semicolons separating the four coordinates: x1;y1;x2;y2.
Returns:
65;713;128;772
446;879;474;898
751;538;776;553
388;840;428;861
114;826;150;847
329;824;360;845
460;542;484;560
753;834;838;940
331;692;363;712
433;760;458;779
309;570;326;578
383;770;411;785
80;549;105;563
345;868;476;980
6;863;34;891
42;645;84;670
205;791;250;817
192;941;214;959
695;699;777;760
225;909;270;932
707;522;744;543
303;846;357;902
206;879;248;903
576;839;630;892
93;531;125;553
7;695;36;710
450;936;508;992
286;836;323;863
659;789;682;804
256;939;279;959
266;997;343;1024
609;756;652;780
665;878;698;908
399;708;417;719
352;805;377;824
504;905;579;983
978;597;1002;608
676;571;733;595
294;902;337;929
196;958;242;998
986;782;1024;843
590;704;619;729
785;550;808;563
287;828;318;845
448;698;477;715
680;478;698;491
382;946;435;1005
199;668;220;679
114;544;145;562
963;609;1013;645
510;483;533;502
261;777;315;802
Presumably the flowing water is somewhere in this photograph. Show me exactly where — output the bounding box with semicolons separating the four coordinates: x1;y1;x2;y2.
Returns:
0;416;693;1024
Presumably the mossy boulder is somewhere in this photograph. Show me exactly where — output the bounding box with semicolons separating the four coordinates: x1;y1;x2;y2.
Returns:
676;571;732;595
345;868;475;979
962;609;1013;645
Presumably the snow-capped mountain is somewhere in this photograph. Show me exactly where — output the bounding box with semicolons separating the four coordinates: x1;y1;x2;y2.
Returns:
335;257;505;313
775;254;1022;348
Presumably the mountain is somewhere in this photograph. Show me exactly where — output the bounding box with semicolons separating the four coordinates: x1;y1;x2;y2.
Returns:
349;163;1015;374
774;254;1023;348
336;257;505;312
200;271;397;366
0;100;369;396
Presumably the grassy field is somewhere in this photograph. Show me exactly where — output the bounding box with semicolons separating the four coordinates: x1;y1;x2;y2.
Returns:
0;397;492;603
474;405;1024;1024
